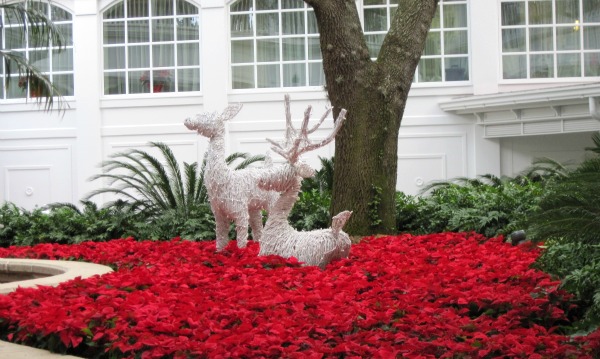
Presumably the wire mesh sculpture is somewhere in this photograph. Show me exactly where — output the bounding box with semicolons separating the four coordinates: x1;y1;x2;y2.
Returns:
256;95;352;268
184;104;277;251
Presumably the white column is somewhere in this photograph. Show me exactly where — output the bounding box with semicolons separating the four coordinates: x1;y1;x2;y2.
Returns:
72;0;103;203
469;1;500;95
200;0;229;111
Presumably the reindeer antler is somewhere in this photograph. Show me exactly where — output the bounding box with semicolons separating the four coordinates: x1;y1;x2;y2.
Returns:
219;103;243;122
267;95;346;165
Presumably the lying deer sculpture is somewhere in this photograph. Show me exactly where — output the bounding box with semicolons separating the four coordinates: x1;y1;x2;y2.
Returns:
256;95;352;268
184;104;277;251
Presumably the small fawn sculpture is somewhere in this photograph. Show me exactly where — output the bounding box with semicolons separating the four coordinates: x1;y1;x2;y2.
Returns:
257;95;352;268
184;104;276;251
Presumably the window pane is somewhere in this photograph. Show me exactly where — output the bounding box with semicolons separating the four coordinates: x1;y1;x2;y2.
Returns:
365;8;387;32
130;70;150;94
445;57;469;81
364;0;386;4
104;72;126;94
231;14;254;37
443;4;467;28
529;27;554;51
530;54;554;77
256;0;278;10
129;20;150;43
308;37;321;60
307;11;318;34
557;53;581;76
308;62;324;86
418;58;442;82
127;0;149;18
282;0;304;9
177;17;200;40
30;50;50;72
257;64;280;87
104;21;125;44
556;0;579;23
424;32;441;55
283;63;306;86
153;69;173;92
501;2;525;25
528;1;553;25
128;45;150;68
153;0;174;16
431;8;441;29
176;0;197;15
153;19;174;42
104;3;124;19
365;34;385;57
257;13;279;36
444;30;468;54
282;12;305;35
232;40;254;63
557;26;581;50
283;38;305;61
502;28;526;52
177;43;200;65
232;66;255;88
230;0;253;13
257;39;279;61
584;26;600;50
503;55;527;78
153;44;175;66
56;24;74;45
6;77;26;99
104;47;126;69
5;27;25;49
53;74;74;96
52;48;74;71
583;0;600;22
584;53;600;76
51;6;71;21
178;68;200;91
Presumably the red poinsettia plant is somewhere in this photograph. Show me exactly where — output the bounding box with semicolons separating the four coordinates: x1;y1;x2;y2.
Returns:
0;233;598;358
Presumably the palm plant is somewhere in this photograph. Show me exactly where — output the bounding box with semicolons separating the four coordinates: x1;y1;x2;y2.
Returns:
1;0;67;112
86;142;266;220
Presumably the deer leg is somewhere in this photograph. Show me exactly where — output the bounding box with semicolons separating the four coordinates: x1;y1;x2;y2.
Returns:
215;215;230;252
248;209;263;242
235;213;249;248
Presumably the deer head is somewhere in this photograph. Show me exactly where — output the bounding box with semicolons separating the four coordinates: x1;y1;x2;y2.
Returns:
184;103;243;138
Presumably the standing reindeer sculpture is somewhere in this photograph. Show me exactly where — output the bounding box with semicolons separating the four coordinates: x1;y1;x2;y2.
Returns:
184;104;277;251
257;95;352;268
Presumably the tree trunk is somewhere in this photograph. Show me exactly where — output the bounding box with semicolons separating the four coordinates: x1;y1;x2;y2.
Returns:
305;0;438;235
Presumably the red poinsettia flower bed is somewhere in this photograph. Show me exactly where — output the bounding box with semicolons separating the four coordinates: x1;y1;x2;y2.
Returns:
0;233;598;358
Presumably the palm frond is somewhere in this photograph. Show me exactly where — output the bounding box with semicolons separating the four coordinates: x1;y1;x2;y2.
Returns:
1;1;68;113
585;132;600;155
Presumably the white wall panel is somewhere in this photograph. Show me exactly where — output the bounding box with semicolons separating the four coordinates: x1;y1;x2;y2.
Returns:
0;145;74;209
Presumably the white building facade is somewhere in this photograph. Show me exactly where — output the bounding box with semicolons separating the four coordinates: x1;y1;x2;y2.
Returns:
1;0;599;210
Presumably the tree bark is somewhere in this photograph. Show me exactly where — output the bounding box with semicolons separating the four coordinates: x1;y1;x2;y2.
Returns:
305;0;438;235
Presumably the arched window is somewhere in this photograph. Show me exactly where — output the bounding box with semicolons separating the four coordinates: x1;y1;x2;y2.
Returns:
0;2;74;100
102;0;201;95
229;0;323;89
500;0;600;80
363;0;470;83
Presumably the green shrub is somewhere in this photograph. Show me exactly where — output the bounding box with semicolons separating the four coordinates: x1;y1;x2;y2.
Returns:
395;176;543;237
289;188;331;231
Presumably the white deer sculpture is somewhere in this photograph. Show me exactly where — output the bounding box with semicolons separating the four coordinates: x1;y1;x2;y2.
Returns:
184;104;277;251
256;95;352;268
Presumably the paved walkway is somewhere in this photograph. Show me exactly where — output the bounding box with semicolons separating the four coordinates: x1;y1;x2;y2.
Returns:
0;340;83;358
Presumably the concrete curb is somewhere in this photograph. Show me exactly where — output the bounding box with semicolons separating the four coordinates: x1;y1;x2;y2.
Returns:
0;258;113;358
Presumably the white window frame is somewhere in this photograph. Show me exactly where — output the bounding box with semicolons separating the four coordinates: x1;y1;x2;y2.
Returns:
0;1;75;102
228;0;324;93
100;0;202;97
360;0;471;87
499;0;600;84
